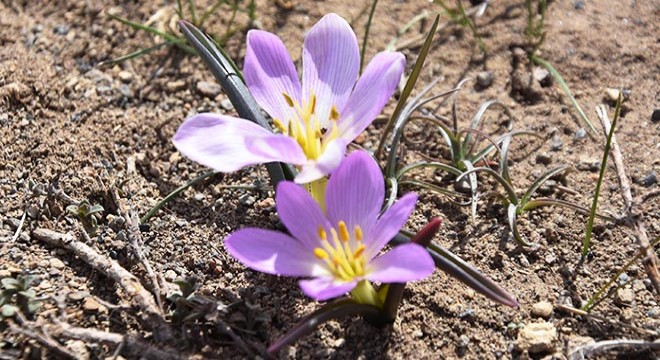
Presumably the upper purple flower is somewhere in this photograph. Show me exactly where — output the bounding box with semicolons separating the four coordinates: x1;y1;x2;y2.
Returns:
225;151;434;301
173;14;405;183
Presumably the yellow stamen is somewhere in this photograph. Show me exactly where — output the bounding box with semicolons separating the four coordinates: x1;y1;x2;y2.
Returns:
330;105;340;121
354;225;363;241
314;248;329;259
273;118;286;133
317;226;327;241
309;94;317;114
353;244;366;259
282;92;295;107
338;221;350;242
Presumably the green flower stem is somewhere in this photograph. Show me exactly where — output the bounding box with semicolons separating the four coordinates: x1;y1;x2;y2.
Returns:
306;177;328;212
350;280;382;308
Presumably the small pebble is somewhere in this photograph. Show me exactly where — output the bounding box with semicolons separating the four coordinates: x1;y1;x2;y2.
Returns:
49;258;65;270
476;71;493;89
166;80;186;92
636;172;657;187
550;138;563;151
53;25;69;35
220;98;234;111
531;301;553;319
573;0;585;9
196;81;222;98
238;193;256;206
82;297;105;312
615;288;635;305
577;156;600;172
516;322;557;353
533;67;552;87
652;109;660;123
118;71;133;83
536;152;552;165
164;269;177;282
574;128;587;140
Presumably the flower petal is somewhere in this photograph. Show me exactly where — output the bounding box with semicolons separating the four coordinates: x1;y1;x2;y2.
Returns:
302;13;359;127
225;228;327;277
367;243;434;283
173;113;306;172
365;193;417;259
299;277;357;301
294;138;348;184
244;30;301;125
338;52;405;141
325;151;383;234
276;182;331;249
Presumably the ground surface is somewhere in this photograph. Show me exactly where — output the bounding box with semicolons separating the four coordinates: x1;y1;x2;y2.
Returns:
1;0;658;359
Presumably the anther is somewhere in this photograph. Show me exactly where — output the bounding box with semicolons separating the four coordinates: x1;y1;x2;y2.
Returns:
353;244;366;258
330;105;340;121
273;119;286;133
354;225;363;241
310;94;317;114
318;226;327;241
338;221;350;242
314;248;329;259
282;92;295;107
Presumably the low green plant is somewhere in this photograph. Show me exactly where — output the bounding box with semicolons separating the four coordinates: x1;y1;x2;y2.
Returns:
0;275;41;322
66;199;104;235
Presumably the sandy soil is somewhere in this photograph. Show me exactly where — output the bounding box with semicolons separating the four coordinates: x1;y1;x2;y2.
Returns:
1;0;658;359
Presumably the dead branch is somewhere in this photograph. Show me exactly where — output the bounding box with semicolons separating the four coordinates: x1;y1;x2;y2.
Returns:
31;228;167;332
51;323;183;360
7;311;76;359
568;339;660;360
112;187;165;314
596;105;660;293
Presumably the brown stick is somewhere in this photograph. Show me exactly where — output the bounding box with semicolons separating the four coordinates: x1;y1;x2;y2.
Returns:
51;323;183;360
111;187;165;314
31;228;167;330
596;105;660;293
7;312;77;359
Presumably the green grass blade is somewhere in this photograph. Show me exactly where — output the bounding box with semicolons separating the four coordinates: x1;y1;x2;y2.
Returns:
520;165;569;206
107;13;194;54
531;55;596;134
458;167;518;205
98;41;171;67
582;91;622;258
507;203;533;246
376;15;440;159
141;171;217;223
360;0;378;74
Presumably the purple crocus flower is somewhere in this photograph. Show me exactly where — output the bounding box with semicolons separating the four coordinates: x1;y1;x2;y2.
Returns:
173;14;405;183
225;151;434;302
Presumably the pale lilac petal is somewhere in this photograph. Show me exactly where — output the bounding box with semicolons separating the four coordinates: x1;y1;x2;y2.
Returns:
299;277;357;301
244;30;301;125
294;138;348;184
302;13;359;127
276;182;331;249
367;243;434;283
173;114;306;172
325;151;383;233
365;193;417;259
225;228;327;277
338;52;405;141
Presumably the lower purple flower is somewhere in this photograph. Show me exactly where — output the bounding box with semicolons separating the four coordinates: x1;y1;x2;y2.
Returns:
225;151;434;302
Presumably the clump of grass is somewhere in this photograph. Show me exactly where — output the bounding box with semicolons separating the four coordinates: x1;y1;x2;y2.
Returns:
101;0;256;66
66;199;104;236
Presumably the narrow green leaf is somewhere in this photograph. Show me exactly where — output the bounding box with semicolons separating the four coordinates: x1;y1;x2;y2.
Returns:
582;90;622;258
376;15;440;159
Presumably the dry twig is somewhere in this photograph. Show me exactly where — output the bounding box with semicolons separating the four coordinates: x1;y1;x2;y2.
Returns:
568;339;660;360
31;228;168;333
596;105;660;293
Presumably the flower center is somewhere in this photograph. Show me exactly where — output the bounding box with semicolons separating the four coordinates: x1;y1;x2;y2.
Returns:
313;221;366;281
273;92;340;160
